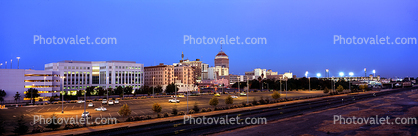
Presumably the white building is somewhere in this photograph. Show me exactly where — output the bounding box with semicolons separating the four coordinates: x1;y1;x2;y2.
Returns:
44;60;144;95
208;66;229;80
0;69;61;102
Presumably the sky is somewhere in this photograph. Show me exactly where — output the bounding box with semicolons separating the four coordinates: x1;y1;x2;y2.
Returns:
0;0;417;78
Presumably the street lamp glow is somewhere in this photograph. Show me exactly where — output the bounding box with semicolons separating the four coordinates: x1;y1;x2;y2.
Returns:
373;70;375;73
305;71;308;77
349;72;354;77
316;73;321;78
339;72;344;77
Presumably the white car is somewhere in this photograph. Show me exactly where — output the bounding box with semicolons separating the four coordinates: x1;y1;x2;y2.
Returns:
108;100;114;105
114;99;119;104
95;107;107;111
169;99;180;103
102;99;107;104
231;96;238;99
240;93;247;96
88;102;94;107
77;100;85;103
81;111;91;118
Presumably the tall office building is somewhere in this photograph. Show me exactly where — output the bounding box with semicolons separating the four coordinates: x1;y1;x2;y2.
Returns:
44;60;144;95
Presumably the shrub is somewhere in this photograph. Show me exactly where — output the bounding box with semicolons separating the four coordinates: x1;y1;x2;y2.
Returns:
164;113;169;117
178;111;185;115
259;96;266;104
337;85;344;92
152;103;162;114
225;95;233;106
188;109;195;114
200;108;207;112
252;98;258;105
45;114;61;130
272;91;280;100
193;102;199;113
32;125;44;133
146;115;152;119
172;106;178;115
206;108;212;112
157;113;163;118
323;87;329;94
209;96;219;108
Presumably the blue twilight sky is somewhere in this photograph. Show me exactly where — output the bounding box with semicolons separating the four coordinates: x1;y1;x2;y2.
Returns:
0;0;417;78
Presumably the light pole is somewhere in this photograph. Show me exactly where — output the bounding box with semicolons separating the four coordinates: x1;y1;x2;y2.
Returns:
83;89;86;127
0;63;2;69
373;70;376;78
10;59;12;69
279;77;282;94
60;76;65;113
186;73;189;115
364;68;367;78
123;83;126;99
349;72;353;92
5;61;7;69
285;77;288;99
152;77;155;97
174;76;177;106
308;77;310;92
44;76;46;100
32;84;34;105
326;69;329;78
246;76;249;104
107;77;109;104
16;57;20;69
237;76;240;94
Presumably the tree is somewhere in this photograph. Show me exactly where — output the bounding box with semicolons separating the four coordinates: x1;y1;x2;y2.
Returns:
337;85;344;92
0;90;6;104
359;84;368;92
323;87;329;94
116;86;123;97
97;87;105;96
25;88;40;103
107;88;113;95
193;102;199;113
209;96;219;109
12;115;28;135
165;83;178;94
45;114;61;130
14;92;21;104
271;91;280;100
152;103;162;116
118;104;131;120
124;86;133;96
225;95;233;106
85;86;95;96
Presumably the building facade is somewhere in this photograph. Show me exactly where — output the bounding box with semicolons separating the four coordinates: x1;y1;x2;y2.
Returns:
144;63;174;90
44;60;144;95
0;69;61;102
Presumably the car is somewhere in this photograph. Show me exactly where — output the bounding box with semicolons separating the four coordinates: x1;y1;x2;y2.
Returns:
77;100;85;103
240;93;247;96
231;95;238;99
108;100;114;105
169;99;180;103
178;95;185;98
88;102;94;107
102;99;107;104
114;99;119;104
214;93;221;97
95;106;107;111
81;111;91;118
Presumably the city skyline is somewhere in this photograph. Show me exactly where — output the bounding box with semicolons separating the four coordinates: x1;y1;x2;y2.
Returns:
1;0;417;78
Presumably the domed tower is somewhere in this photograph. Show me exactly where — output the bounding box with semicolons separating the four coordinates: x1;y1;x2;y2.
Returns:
214;45;229;68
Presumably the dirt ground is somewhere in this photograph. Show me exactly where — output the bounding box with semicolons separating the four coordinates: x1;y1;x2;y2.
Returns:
214;89;418;136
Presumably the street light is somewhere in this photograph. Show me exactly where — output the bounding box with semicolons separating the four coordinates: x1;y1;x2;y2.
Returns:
305;71;308;78
339;72;344;77
308;77;311;92
326;69;329;78
349;72;353;92
10;59;12;69
317;73;321;78
0;63;2;69
107;77;109;104
32;84;34;105
16;57;20;69
5;61;7;69
373;70;376;77
152;77;155;97
364;68;367;77
246;76;249;104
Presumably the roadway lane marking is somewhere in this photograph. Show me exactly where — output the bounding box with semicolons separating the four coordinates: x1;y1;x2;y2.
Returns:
55;106;59;110
37;107;44;112
47;108;50;111
100;114;103;118
72;105;75;109
138;110;145;114
79;105;82;108
132;111;138;115
117;112;121;116
108;113;112;117
64;106;68;110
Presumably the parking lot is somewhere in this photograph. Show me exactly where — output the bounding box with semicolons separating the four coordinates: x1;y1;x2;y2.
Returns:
0;90;325;131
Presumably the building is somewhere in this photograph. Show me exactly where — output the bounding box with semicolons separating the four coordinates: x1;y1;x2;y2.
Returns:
201;63;209;80
214;50;229;68
0;69;61;102
208;66;229;80
174;65;195;92
44;60;144;95
144;63;174;91
245;68;267;80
